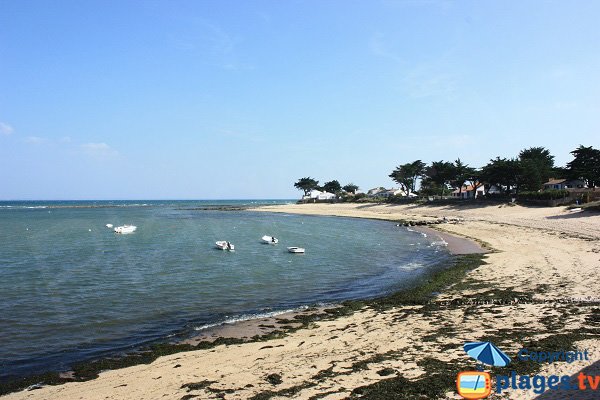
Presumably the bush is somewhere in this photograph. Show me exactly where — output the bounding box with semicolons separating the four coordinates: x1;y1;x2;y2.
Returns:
387;194;419;204
517;190;570;200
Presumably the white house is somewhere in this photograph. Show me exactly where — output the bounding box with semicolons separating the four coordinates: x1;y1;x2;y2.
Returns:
366;187;386;197
304;189;336;200
487;185;503;195
379;189;398;198
392;189;418;197
543;179;586;190
367;187;413;198
452;185;485;199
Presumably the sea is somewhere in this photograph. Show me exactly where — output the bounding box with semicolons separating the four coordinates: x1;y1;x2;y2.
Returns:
0;200;450;380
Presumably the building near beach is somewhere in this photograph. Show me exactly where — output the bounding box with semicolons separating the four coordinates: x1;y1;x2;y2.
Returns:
367;188;414;198
452;185;485;199
543;178;587;190
304;189;336;200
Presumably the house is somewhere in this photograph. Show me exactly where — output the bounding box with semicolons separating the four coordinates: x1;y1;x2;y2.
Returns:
543;179;586;190
367;188;413;198
304;189;336;200
388;189;417;197
452;185;485;199
317;191;336;200
379;189;405;198
366;187;386;197
486;185;503;195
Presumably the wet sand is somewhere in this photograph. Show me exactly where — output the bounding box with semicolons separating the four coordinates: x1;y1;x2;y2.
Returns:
410;226;488;255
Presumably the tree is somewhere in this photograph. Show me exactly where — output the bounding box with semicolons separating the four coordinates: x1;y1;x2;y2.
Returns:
342;183;359;194
567;145;600;188
450;158;474;196
518;147;555;191
294;177;319;197
465;168;484;198
480;157;523;194
389;160;426;196
323;180;342;194
551;166;569;180
419;181;453;197
424;161;456;196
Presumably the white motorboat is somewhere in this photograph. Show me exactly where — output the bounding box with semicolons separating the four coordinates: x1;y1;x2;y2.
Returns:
114;225;137;234
215;241;235;251
262;235;279;244
287;247;305;254
106;223;113;229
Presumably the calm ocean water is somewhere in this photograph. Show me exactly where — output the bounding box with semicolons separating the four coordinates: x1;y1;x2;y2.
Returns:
0;200;449;380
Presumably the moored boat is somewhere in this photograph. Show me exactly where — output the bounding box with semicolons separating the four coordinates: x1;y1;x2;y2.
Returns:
287;247;305;253
215;241;235;251
114;225;136;234
261;235;279;244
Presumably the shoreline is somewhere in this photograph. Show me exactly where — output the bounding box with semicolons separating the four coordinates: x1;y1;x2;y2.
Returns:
0;213;483;395
409;226;489;255
0;215;474;394
2;202;599;399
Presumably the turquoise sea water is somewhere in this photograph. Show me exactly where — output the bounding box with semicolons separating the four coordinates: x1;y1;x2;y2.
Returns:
0;200;449;380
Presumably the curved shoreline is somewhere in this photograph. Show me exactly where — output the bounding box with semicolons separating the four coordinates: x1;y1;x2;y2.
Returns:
3;203;600;399
0;212;465;394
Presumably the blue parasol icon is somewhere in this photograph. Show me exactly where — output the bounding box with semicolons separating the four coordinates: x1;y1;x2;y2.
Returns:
464;342;511;367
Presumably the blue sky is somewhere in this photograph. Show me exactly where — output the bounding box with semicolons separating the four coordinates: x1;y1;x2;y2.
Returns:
1;0;598;199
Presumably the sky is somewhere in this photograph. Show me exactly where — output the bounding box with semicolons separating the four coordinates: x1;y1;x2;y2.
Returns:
1;0;599;200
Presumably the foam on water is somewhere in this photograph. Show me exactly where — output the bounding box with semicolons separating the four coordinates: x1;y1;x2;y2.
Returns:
193;306;310;331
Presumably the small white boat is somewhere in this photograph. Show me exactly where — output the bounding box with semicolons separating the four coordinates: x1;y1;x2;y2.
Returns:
114;225;137;234
287;247;305;254
262;235;279;244
106;224;113;229
215;241;235;251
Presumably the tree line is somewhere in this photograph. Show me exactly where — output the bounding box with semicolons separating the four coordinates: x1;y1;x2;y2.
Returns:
293;145;598;199
389;145;599;197
293;178;358;197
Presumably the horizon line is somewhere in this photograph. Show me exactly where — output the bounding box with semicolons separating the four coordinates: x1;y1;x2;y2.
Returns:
0;198;297;202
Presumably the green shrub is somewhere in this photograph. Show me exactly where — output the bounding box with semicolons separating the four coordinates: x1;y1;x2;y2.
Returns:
387;194;418;204
518;190;569;200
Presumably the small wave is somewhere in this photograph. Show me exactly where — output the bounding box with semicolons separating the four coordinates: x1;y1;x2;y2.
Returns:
193;306;308;331
405;227;427;238
0;205;48;209
429;239;448;247
397;262;422;271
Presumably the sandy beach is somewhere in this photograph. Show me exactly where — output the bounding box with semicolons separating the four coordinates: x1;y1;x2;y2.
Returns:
3;203;599;399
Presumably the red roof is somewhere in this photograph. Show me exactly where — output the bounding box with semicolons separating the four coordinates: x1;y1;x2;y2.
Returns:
544;179;567;185
452;185;482;193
